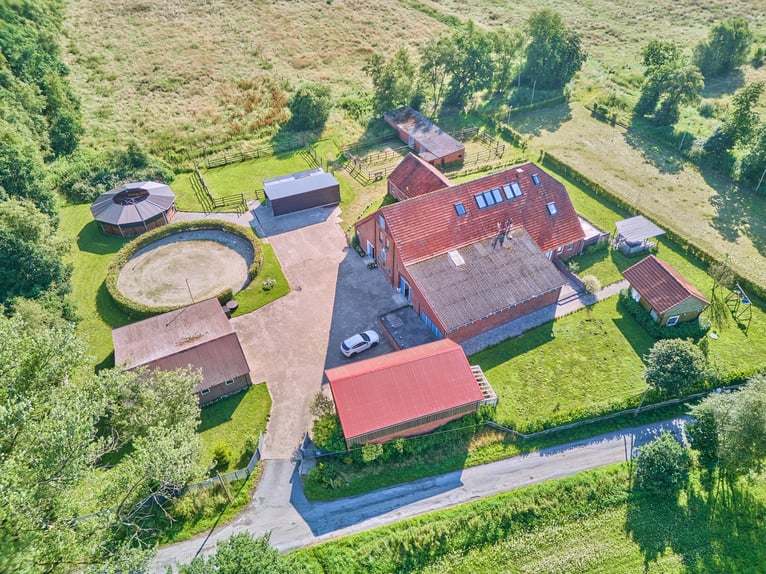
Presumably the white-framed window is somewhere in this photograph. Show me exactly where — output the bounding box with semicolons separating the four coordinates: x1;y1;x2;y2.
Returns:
631;287;641;302
200;388;210;395
566;242;574;250
225;379;234;386
378;215;386;230
545;250;553;260
650;309;659;322
557;246;564;254
666;315;680;327
547;202;558;215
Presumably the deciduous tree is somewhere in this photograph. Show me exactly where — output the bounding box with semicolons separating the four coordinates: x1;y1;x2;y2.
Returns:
177;532;302;574
522;9;586;90
288;83;333;131
693;17;753;78
633;431;692;495
643;338;707;395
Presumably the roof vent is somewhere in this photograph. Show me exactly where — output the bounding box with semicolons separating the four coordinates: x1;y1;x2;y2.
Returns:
515;168;524;174
448;249;465;267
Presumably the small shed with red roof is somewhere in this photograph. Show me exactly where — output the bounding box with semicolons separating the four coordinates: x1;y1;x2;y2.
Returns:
326;339;494;448
622;255;710;326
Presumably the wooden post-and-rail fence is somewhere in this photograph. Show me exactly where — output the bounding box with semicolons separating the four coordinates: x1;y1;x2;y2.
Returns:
190;166;248;214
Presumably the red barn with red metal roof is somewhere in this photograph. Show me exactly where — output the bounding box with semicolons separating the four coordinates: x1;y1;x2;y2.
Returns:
326;339;493;448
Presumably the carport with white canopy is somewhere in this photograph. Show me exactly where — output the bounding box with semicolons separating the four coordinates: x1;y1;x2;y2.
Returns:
613;215;665;256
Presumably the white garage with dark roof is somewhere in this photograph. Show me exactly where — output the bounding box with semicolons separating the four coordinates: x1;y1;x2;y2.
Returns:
263;168;340;216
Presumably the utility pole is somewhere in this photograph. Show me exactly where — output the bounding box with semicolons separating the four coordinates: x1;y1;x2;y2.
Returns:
757;164;766;193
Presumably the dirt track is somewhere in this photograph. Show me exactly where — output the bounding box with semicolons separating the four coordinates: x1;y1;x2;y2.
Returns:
117;230;253;307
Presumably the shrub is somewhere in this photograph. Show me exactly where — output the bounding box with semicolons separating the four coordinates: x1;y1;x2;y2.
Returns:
212;442;234;472
583;239;609;256
566;260;580;274
698;99;717;118
582;274;601;294
618;290;711;340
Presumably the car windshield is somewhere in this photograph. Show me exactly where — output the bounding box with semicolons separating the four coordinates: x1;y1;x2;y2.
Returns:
360;333;370;342
341;342;349;351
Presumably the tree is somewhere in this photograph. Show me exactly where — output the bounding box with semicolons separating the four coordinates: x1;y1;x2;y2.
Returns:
739;122;766;190
288;83;332;130
723;81;765;146
102;366;201;448
419;35;454;115
635;57;704;126
489;29;524;94
633;432;692;494
522;9;586;90
443;23;495;107
0;122;56;216
689;376;766;485
364;47;418;114
0;315;202;572
178;532;302;574
642;40;682;69
643;338;707;395
693;18;753;78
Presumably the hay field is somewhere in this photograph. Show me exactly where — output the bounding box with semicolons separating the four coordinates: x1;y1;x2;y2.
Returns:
62;0;764;153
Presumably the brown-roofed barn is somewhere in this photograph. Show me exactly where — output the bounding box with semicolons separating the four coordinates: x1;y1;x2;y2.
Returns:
90;181;177;237
326;339;495;448
622;255;710;326
355;161;584;341
112;298;252;405
384;106;465;166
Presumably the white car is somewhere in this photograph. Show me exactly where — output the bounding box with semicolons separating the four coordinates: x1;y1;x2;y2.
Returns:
341;330;380;358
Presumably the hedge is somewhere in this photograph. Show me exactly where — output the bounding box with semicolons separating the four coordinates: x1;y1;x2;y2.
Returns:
106;220;263;319
540;151;766;303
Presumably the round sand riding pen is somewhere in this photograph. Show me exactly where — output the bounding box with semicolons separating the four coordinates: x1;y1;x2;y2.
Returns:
90;181;177;237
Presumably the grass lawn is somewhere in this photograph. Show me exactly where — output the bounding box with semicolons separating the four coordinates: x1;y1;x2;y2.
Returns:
560;171;766;381
60;203;132;367
172;148;316;212
198;383;272;473
296;464;766;573
472;298;654;431
232;243;289;316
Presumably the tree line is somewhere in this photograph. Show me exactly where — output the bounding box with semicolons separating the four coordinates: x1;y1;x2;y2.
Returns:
363;9;586;116
624;18;765;190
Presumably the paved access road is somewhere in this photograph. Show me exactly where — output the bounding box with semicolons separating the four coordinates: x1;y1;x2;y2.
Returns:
152;417;688;572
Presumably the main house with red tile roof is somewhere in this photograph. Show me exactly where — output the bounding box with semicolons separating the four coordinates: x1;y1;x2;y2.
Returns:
326;339;494;448
622;255;710;326
355;160;585;342
384;106;465;165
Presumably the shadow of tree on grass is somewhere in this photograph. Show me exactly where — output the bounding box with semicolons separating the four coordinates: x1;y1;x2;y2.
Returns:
507;102;572;137
626;482;766;573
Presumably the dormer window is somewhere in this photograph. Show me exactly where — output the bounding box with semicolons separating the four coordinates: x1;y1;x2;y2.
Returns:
532;174;541;185
547;202;558;215
454;202;466;216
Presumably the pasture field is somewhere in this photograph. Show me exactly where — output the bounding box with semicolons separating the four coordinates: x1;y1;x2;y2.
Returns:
63;1;765;154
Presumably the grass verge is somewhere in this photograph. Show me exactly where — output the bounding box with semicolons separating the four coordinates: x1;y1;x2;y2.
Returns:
149;466;261;546
198;383;272;473
232;243;289;316
296;464;766;573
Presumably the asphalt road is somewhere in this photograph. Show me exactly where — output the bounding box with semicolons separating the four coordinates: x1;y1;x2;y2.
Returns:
152;417;688;572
